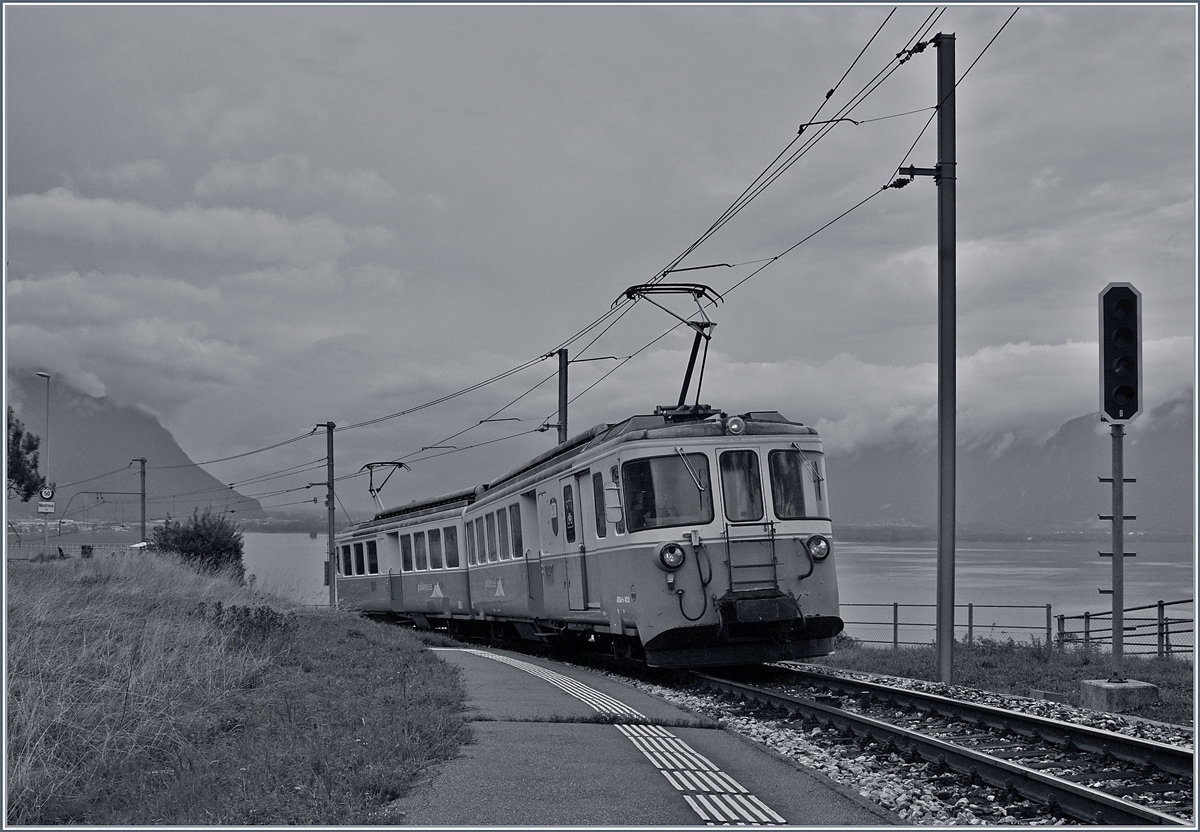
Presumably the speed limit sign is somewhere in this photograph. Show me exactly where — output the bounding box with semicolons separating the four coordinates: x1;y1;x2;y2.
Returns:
40;487;54;500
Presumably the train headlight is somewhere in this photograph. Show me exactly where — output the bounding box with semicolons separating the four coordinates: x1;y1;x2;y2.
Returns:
655;542;687;571
726;416;746;435
805;535;830;561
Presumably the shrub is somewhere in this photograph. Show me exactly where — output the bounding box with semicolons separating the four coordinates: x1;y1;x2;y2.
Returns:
151;509;245;581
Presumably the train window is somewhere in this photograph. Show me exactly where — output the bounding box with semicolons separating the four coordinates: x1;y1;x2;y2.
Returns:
485;513;499;562
366;540;379;574
496;509;510;560
341;545;352;576
475;518;487;565
509;505;523;558
353;543;365;575
622;453;714;532
464;524;477;566
549;497;559;537
720;450;764;522
768;449;827;519
610;466;625;534
591;472;607;538
563;484;576;543
444;526;460;568
428;528;444;570
414;531;428;571
400;534;414;572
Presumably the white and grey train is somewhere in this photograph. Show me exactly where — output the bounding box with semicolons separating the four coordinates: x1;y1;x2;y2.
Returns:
333;406;843;667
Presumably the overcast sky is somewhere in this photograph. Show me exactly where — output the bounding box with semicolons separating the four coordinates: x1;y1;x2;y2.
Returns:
5;4;1195;519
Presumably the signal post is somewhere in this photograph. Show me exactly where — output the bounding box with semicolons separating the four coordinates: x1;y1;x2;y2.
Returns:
1081;283;1158;713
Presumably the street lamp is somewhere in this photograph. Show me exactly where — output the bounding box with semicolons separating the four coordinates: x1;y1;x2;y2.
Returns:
35;371;51;555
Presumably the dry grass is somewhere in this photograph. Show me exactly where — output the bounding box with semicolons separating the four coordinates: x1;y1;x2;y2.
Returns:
6;553;467;824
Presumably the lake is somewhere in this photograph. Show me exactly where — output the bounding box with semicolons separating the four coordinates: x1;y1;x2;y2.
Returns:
835;539;1195;647
242;532;331;606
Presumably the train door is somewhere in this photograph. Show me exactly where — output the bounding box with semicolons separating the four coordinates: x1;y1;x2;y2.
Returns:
575;469;603;610
519;491;544;612
560;472;591;611
717;447;778;593
536;487;568;612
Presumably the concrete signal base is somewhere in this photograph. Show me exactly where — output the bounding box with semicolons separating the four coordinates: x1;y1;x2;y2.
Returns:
1080;679;1159;714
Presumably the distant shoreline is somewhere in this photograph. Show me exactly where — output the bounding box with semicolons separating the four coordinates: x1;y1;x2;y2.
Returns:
10;521;1193;549
833;525;1194;544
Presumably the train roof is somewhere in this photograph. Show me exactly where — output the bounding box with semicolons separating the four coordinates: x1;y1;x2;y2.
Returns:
366;485;480;525
360;407;816;526
486;406;816;494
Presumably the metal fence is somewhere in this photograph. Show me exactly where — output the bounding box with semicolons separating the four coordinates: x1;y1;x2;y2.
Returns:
1056;599;1194;658
842;599;1194;658
6;542;145;561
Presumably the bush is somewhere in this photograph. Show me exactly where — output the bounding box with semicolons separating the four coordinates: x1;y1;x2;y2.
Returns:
151;509;245;581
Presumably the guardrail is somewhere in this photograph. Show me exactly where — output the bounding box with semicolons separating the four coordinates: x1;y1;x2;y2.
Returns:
842;599;1194;658
1056;599;1194;658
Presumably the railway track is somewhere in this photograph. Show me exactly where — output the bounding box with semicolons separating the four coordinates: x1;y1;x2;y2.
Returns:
693;664;1193;826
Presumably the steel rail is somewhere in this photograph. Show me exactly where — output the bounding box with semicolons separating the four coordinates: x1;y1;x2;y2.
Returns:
692;672;1189;826
772;664;1193;778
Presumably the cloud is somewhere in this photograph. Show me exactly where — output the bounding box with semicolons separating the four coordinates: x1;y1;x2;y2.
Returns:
94;159;169;189
194;154;397;202
6;272;260;415
556;335;1194;457
8;188;348;266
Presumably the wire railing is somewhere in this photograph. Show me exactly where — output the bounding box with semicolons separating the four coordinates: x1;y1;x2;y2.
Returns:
6;542;144;560
841;599;1194;658
1056;599;1194;658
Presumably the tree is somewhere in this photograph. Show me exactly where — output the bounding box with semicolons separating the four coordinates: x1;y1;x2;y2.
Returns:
7;406;45;502
151;508;245;581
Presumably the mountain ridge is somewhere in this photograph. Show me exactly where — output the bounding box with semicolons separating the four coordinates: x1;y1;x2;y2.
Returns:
7;374;263;527
7;376;1191;539
827;395;1194;536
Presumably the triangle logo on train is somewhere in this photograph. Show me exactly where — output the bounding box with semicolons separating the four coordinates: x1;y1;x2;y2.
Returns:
430;583;444;598
494;578;505;597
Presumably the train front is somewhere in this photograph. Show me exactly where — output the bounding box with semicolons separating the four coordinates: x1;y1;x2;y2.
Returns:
615;411;842;667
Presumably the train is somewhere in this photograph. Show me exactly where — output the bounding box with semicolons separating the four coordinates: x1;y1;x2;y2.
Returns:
332;404;843;667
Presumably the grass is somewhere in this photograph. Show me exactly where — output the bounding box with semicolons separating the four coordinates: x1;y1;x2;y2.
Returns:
6;553;468;825
811;634;1194;726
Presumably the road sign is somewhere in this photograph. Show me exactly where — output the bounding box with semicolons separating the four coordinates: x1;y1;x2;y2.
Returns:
40;487;54;500
37;501;55;514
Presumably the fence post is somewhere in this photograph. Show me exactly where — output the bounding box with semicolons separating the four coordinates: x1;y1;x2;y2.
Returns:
1057;614;1064;651
1157;600;1165;658
1045;604;1051;650
967;603;973;646
1084;611;1090;651
893;602;899;650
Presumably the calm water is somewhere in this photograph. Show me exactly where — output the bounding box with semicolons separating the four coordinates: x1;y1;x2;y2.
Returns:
242;533;1195;641
835;539;1195;646
242;532;331;606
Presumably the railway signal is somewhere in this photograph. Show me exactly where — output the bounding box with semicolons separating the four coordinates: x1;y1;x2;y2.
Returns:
1098;283;1141;423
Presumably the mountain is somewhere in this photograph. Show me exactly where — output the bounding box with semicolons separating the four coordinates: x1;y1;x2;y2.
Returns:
827;396;1194;538
6;374;263;528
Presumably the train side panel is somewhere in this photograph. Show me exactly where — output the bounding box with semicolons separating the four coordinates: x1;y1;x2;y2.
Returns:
464;495;537;620
335;507;472;623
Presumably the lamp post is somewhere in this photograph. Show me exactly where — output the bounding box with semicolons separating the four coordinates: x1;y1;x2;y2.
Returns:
36;371;51;555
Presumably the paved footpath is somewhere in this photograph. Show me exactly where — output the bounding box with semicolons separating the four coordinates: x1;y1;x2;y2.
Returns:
385;647;897;827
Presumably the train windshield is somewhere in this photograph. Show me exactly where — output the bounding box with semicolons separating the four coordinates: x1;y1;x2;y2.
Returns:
719;450;764;522
768;448;829;519
622;452;714;532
